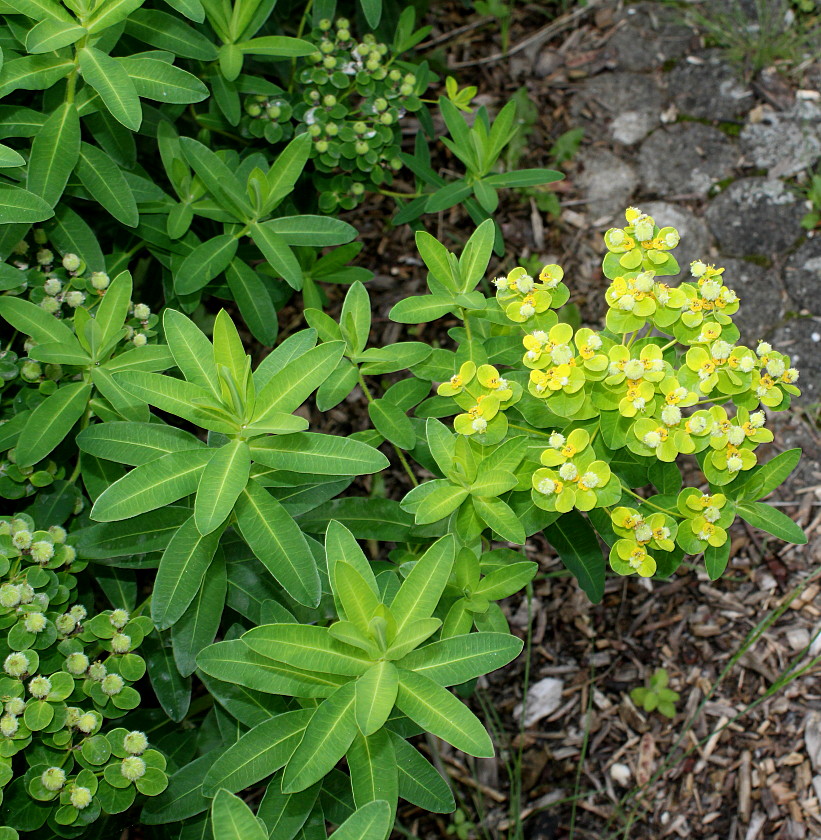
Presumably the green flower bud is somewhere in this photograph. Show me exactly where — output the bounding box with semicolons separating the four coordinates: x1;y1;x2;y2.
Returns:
30;540;54;563
307;50;322;63
12;530;32;550
245;101;262;117
351;182;365;196
55;614;76;635
266;103;281;119
123;730;149;755
388;68;401;81
365;58;380;71
69;605;87;621
133;333;147;348
389;157;402;170
62;253;81;272
336;28;350;41
308;124;322;137
41;767;66;791
88;662;106;681
336;17;349;29
315;140;329;153
357;42;370;56
319;39;334;54
109;609;129;629
326;122;339;136
380;112;393;125
121;755;146;781
21;360;42;382
76;712;98;733
318;17;331;30
101;673;124;696
353;121;367;134
13;240;29;254
45;363;63;380
0;584;21;608
29;675;51;698
5;698;24;716
5;652;31;678
0;714;19;737
33;228;48;245
111;633;131;654
308;90;321;102
17;584;33;604
399;83;414;96
65;652;89;675
322;56;336;69
61;544;76;565
355;140;369;155
23;612;46;634
36;249;53;266
43;277;62;295
322;94;337;107
90;271;109;290
40;296;60;314
70;786;92;809
374;98;388;112
132;303;150;320
64;290;85;308
48;525;67;544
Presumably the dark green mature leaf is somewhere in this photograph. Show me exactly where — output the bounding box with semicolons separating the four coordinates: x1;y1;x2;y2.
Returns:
348;730;397;819
119;56;208;104
16;382;91;468
0;183;55;224
210;791;267;840
126;9;218;60
194;439;250;534
250;433;388;476
75;142;139;227
73;506;191;558
78;421;203;466
250;222;302;289
141;750;221;824
25;19;86;55
0;55;73;98
225;258;278;345
330;801;393;840
79;47;142;131
144;631;192;722
85;0;146;32
544;511;605;603
0;294;78;345
180;137;252;220
175;234;238;295
737;502;807;544
389;732;454;813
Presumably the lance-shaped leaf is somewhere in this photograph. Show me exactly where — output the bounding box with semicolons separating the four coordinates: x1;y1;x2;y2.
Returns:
348;730;397;822
26;18;86;53
264;132;311;210
73;506;191;559
249;433;388;476
194;439;250;535
396;669;493;757
242;624;370;676
16;382;91;468
354;661;398;736
0;183;54;224
151;514;223;630
252;341;344;422
0;292;79;346
250;221;302;289
79;47;142;131
202;709;312;796
334;562;380;633
737;501;807;544
210;790;267;840
197;639;347;698
118;56;208;104
175;234;238;295
389;731;454;813
225;258;278;346
162;309;221;401
25;101;80;207
234;479;320;607
330;800;392;840
398;632;523;686
75;142;138;227
282;681;357;793
180;136;252;220
126;10;217;60
256;779;320;840
390;535;455;637
91;448;212;521
262;215;356;247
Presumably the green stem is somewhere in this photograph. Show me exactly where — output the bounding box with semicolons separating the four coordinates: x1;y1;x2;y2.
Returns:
620;484;684;517
461;308;472;342
67;403;93;484
377;188;423;199
288;0;314;93
357;372;418;487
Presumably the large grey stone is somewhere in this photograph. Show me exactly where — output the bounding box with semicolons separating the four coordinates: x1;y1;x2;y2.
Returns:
666;50;753;121
639;123;738;197
609;2;695;73
705;178;804;257
784;237;821;315
577;149;639;220
640;201;712;272
571;72;663;145
720;258;784;342
740;102;821;178
769;317;821;406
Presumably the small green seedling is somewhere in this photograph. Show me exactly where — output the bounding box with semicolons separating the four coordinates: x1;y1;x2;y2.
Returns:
630;668;680;718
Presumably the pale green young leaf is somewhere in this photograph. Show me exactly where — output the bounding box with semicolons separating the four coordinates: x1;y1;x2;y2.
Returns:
91;448;212;521
249;433;388;476
94;269;132;349
396;669;493;757
264;132;311;211
398;632;523;686
25;19;86;53
250;222;302;289
242;624;370;676
412;484;468;525
469;469;518;497
194;439;250;535
79;47;142;131
212;308;247;394
368;399;415;450
458;219;495;291
25;102;80;208
203;710;312;796
16;382;91;468
196;639;347;698
89;366;150;422
339;281;371;356
282;682;357;793
354;662;398;737
388;732;454;813
329;800;392;840
384;618;440;661
474;561;538;600
334;562;380;633
151;514;223;630
253;341;344;421
425;418;456;477
472;496;525;544
252;328;317;390
391;536;455;636
325;520;379;624
388;295;454;324
225;258;279;346
162;309;221;401
234;479;321;606
415;230;457;291
211;789;267;840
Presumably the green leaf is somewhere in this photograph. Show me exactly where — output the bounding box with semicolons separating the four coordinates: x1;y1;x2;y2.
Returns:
458;219;494;291
180;137;252;220
91;448;212;521
472;496;525;544
348;730;397;821
243;624;370;676
0;295;77;346
85;0;146;33
0;184;54;224
225;259;278;345
250;222;302;288
368;399;415;450
395;669;493;757
388;295;453;324
483;168;563;187
354;661;399;737
211;789;267;840
79;47;142;131
736;502;807;545
544;511;605;603
11;0;74;22
25;19;86;53
152;514;223;629
0;144;25;168
398;632;523;686
203;710;312;796
141;750;218;824
389;732;454;813
415;230;456;288
704;541;730;581
391;536;454;636
731;448;802;502
16;382;91;468
75;142;138;227
73;506;190;558
0;55;73;98
126;10;218;60
195;439;251;535
144;632;191;721
262;216;356;247
162;309;221;401
234;479;321;607
175;234;238;295
25;99;79;207
282;682;358;793
236;35;314;56
264;133;311;210
412;483;468;526
253;341;344;421
330;801;392;840
250;433;388;476
257;779;320;840
119;56;208;103
77;421;203;466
